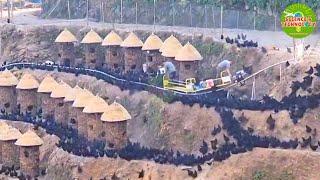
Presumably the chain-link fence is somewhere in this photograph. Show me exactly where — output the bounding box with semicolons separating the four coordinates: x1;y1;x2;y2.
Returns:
42;0;320;32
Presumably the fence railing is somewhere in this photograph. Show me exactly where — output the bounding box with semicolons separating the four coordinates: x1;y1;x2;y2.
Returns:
42;0;287;32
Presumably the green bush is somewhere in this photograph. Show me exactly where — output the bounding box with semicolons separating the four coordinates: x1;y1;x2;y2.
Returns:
253;170;267;180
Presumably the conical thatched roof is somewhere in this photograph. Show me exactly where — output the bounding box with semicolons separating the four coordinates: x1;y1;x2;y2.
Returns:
37;75;59;93
160;35;183;58
0;127;22;141
175;42;203;61
72;89;95;108
0;69;19;87
15;130;43;147
64;85;83;102
16;73;39;90
50;81;72;99
55;28;78;43
102;31;123;46
120;32;143;48
0;122;10;132
101;102;131;122
83;96;109;114
142;33;163;51
81;29;103;44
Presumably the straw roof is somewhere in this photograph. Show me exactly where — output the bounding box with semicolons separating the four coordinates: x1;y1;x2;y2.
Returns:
37;75;59;93
0;122;10;132
64;85;83;102
72;89;95;108
142;33;163;51
101;102;131;122
0;69;19;87
0;127;22;141
15;130;44;147
50;82;72;99
175;42;203;62
160;35;183;58
102;31;123;46
83;96;109;114
120;32;143;48
16;73;39;90
81;29;103;44
55;28;78;43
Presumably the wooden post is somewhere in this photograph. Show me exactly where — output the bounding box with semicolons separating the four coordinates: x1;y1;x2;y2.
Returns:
120;0;123;24
67;0;71;20
279;64;282;82
251;76;256;100
220;5;223;36
189;3;192;27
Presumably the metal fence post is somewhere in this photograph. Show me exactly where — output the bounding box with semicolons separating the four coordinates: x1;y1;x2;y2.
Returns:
153;0;156;25
7;0;10;22
212;6;215;29
102;2;105;23
253;8;256;30
236;11;240;29
205;5;208;28
0;2;2;19
120;0;123;24
274;14;277;31
189;3;192;27
86;0;89;26
67;0;71;20
135;2;138;24
172;2;175;26
220;5;223;35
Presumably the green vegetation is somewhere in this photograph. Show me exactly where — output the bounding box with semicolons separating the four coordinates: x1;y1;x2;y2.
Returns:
195;42;224;57
145;97;170;147
253;170;267;180
146;97;164;134
183;131;196;151
252;169;296;180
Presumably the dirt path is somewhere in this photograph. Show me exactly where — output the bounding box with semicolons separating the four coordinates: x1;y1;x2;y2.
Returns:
1;8;319;48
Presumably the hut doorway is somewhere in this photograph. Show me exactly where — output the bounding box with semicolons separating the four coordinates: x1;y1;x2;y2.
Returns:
64;59;71;67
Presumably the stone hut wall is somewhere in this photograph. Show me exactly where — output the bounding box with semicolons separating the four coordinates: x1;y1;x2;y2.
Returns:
123;47;143;73
38;93;55;120
2;140;19;167
87;113;104;142
19;146;40;177
58;43;75;67
103;121;127;149
53;98;68;126
178;61;198;81
17;89;37;116
105;46;123;71
144;51;163;73
84;44;103;69
76;108;88;138
67;102;77;130
0;86;17;115
0;141;3;164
